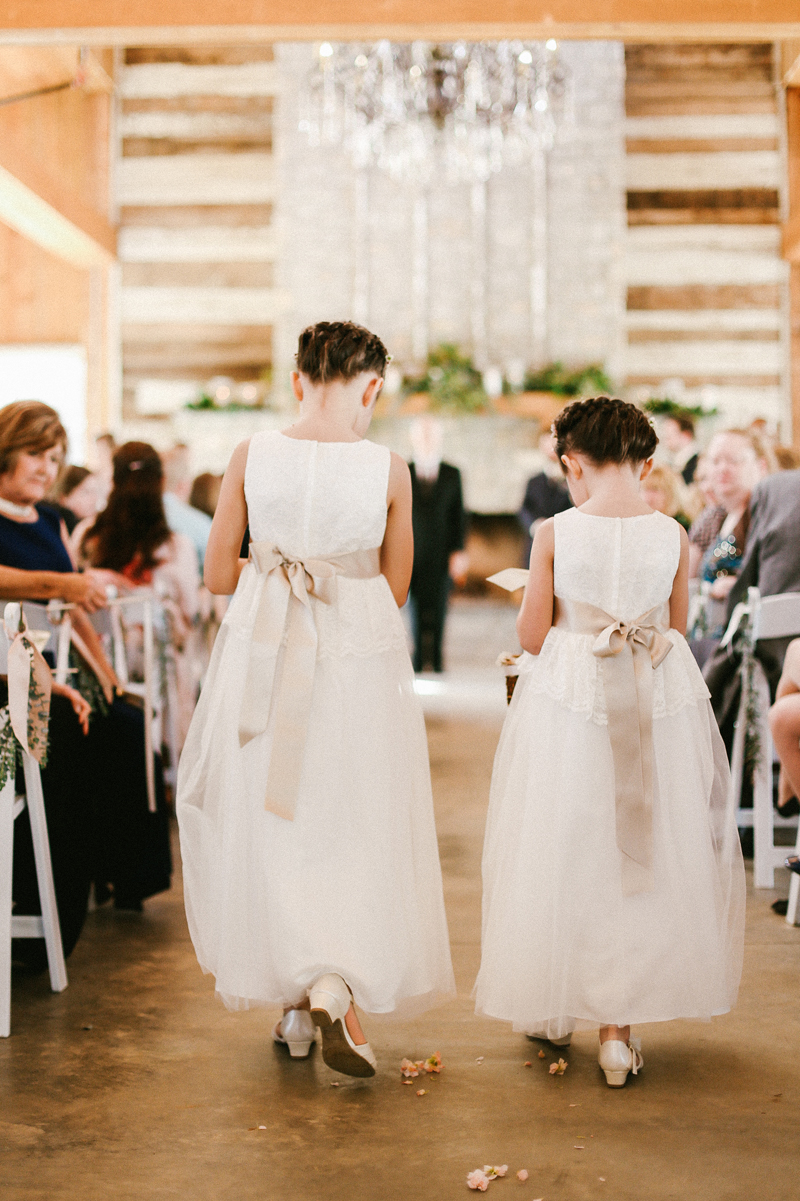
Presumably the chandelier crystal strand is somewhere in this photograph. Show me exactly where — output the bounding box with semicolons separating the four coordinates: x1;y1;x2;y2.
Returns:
301;40;571;185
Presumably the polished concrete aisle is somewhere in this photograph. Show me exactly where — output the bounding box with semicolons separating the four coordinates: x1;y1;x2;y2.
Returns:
2;711;799;1201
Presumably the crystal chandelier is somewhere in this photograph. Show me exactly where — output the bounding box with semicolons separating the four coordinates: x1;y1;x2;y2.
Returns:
299;40;571;183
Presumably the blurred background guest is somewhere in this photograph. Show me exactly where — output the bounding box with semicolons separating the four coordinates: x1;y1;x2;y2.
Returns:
689;428;772;653
688;453;726;577
640;463;694;529
661;409;699;484
408;415;468;673
189;471;222;519
0;402;171;956
517;431;571;564
74;442;200;744
161;444;212;573
92;431;116;510
49;464;101;535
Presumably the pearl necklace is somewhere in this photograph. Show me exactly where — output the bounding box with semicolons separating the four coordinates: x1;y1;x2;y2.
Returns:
0;495;38;521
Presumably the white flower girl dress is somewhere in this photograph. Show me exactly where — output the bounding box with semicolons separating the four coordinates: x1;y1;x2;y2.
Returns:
476;507;745;1037
178;430;455;1014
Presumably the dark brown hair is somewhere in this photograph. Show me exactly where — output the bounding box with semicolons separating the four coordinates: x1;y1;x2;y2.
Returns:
52;464;91;501
295;321;389;384
0;400;67;475
553;397;658;468
189;471;222;517
82;442;171;577
664;410;695;437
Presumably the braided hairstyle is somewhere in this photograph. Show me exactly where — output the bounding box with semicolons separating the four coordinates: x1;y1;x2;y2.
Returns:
553;397;657;469
295;321;389;384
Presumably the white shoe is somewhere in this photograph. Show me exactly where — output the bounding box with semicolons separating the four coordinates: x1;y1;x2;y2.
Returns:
308;974;377;1078
273;1008;316;1058
598;1038;643;1088
527;1031;572;1048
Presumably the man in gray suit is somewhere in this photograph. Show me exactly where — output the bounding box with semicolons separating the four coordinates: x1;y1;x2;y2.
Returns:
726;467;800;619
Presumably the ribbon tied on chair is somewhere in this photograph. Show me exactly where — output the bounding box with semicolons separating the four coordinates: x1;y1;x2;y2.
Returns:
239;541;380;821
2;605;52;766
487;569;673;897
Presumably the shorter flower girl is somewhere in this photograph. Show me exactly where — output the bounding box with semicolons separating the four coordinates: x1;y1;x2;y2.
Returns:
477;397;745;1087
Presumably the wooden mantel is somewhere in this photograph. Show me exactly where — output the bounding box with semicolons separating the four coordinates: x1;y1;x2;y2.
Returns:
2;0;800;44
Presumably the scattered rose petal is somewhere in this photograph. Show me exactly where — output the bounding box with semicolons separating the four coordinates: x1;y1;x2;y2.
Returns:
402;1080;414;1085
467;1169;490;1191
400;1057;420;1078
258;1125;266;1130
568;1103;577;1107
549;1058;568;1075
517;1169;529;1182
494;1165;508;1178
574;1145;584;1150
330;1082;339;1087
537;1050;546;1059
476;1056;484;1064
599;1178;606;1183
416;1089;427;1096
424;1053;442;1073
524;1060;532;1067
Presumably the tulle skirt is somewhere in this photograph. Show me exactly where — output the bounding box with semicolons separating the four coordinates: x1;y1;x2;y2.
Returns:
475;664;745;1035
177;576;455;1015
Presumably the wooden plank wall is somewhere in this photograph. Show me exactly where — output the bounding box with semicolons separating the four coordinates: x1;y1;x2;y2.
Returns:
117;44;278;418
0;48;115;441
624;43;789;431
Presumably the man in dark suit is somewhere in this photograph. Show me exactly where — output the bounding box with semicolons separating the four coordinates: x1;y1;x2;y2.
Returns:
518;432;571;564
408;416;468;673
662;411;699;485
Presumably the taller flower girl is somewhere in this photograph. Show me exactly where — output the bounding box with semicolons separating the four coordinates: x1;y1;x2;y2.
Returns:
476;397;745;1087
177;322;454;1077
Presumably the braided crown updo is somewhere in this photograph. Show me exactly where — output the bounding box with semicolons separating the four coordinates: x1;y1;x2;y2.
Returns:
295;321;389;385
553;396;658;469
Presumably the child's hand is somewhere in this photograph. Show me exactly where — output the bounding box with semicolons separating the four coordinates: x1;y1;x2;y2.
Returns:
52;682;92;735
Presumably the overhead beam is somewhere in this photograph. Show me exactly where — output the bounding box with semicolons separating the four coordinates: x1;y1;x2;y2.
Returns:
2;2;800;44
0;130;116;266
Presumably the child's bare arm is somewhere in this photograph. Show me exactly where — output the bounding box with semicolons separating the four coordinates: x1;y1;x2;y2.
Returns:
204;439;250;595
669;525;690;634
380;453;414;607
776;639;800;699
516;519;555;655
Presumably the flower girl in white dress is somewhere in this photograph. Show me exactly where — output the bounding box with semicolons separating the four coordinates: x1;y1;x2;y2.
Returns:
177;322;454;1077
477;398;745;1087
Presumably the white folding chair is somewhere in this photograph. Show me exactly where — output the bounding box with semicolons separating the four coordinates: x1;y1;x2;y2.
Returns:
0;603;67;1038
90;590;161;812
724;587;800;891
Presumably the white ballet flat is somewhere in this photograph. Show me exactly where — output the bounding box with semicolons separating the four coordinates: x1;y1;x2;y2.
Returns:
308;974;377;1078
527;1031;572;1047
598;1038;643;1088
273;1008;316;1058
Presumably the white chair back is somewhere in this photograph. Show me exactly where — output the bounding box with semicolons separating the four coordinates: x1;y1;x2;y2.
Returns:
752;592;800;642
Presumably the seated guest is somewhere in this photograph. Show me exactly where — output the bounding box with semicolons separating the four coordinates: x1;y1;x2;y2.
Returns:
691;428;771;644
769;639;800;823
518;431;571;564
189;472;222;519
50;465;101;535
688;455;726;577
661;409;699;484
640;463;692;528
774;444;800;471
75;443;200;745
161;444;212;574
0;402;171;962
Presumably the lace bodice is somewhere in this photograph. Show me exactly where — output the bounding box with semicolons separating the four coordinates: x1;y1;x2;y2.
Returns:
553;508;679;619
244;431;390;558
521;506;709;723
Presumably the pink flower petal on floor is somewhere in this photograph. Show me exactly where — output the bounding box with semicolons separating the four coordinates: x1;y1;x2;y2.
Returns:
416;1089;427;1096
424;1053;443;1073
524;1060;532;1067
400;1058;420;1077
467;1169;490;1191
538;1050;546;1059
517;1170;529;1181
494;1165;508;1177
549;1062;559;1074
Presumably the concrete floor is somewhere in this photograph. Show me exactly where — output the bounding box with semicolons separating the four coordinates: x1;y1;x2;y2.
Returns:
2;634;800;1199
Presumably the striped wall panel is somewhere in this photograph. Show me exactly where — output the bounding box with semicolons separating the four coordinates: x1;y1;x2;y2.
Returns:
622;42;789;429
116;44;278;418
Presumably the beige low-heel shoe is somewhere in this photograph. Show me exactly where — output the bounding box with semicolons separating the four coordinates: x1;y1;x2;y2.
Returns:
273;1008;316;1058
527;1031;572;1048
309;973;377;1078
598;1038;643;1088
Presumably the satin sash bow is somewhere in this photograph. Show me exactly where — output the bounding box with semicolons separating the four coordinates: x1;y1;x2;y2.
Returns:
239;541;381;820
555;597;672;896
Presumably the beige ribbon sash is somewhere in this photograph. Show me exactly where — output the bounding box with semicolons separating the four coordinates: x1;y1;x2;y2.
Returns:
554;597;672;896
239;541;381;820
3;610;52;765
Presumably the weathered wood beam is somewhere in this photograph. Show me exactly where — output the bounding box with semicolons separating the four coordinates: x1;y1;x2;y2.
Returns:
782;39;800;85
0;128;115;266
2;1;800;44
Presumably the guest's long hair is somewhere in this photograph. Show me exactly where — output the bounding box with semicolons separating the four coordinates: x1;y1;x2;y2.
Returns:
82;442;171;576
